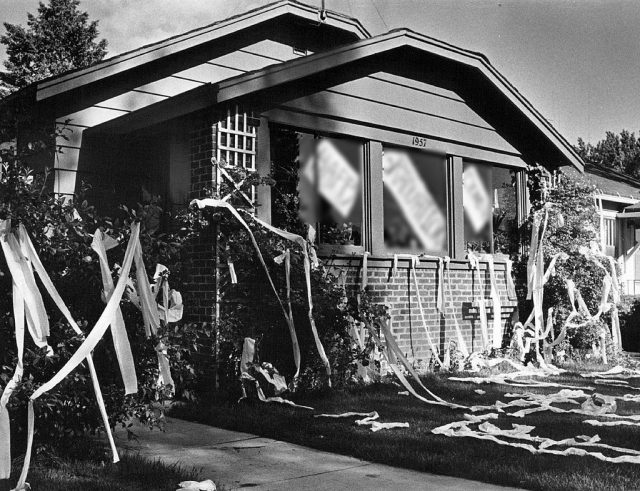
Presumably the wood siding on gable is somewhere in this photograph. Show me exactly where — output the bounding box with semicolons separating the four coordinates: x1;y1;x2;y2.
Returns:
54;39;305;195
276;71;521;158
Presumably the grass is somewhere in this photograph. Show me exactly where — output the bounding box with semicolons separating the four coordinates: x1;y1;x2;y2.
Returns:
170;370;640;491
2;444;204;491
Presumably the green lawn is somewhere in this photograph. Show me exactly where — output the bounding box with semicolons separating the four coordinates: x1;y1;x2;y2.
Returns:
3;450;203;491
170;371;640;491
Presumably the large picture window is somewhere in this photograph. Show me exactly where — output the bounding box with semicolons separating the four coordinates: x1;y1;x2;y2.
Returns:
463;161;518;254
382;147;448;255
269;122;523;258
270;124;363;248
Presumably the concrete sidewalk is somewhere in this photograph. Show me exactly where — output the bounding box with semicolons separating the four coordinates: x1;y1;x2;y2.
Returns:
116;417;519;490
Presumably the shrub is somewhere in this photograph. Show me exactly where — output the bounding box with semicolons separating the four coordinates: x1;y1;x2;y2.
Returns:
0;149;202;456
515;166;622;362
181;161;358;395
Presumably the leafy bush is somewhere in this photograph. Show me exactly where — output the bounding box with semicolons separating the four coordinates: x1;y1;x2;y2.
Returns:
0;149;204;456
181;161;359;396
515;166;621;362
565;318;606;350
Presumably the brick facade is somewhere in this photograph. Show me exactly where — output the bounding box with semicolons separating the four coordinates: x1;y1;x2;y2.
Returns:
189;112;216;200
184;114;217;326
185;113;519;365
330;256;518;363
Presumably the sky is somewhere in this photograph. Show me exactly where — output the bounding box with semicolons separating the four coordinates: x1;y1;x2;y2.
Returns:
0;0;639;145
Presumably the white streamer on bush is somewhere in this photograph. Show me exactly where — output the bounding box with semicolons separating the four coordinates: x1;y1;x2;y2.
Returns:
9;223;144;490
191;199;331;386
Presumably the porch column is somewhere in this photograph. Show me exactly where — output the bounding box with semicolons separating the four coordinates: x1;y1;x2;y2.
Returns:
185;112;217;327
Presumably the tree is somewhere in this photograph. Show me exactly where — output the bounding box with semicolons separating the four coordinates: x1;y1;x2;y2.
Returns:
1;0;107;92
576;130;640;178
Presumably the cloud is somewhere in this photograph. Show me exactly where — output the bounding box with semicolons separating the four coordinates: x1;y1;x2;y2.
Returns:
0;0;271;60
86;0;267;56
0;1;372;60
1;0;638;144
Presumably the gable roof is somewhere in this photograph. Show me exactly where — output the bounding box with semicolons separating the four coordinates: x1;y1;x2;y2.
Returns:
5;3;583;171
94;27;583;170
212;28;583;170
33;0;370;102
564;164;640;201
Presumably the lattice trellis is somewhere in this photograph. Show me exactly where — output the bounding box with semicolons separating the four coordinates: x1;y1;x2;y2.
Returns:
212;105;258;388
216;104;257;205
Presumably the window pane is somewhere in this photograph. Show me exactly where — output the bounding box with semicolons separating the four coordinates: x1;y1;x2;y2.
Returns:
463;162;518;254
270;125;304;233
603;217;616;257
299;134;363;245
382;147;448;254
269;124;363;246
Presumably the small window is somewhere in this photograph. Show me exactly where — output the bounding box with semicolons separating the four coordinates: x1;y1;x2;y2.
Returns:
602;216;616;258
382;146;448;255
463;161;518;254
603;218;616;247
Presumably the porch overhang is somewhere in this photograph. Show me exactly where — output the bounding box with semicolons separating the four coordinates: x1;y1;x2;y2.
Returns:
33;0;370;102
619;202;640;219
618;213;640;219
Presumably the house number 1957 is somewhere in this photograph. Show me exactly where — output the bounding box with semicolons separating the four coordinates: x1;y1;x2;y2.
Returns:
412;136;428;148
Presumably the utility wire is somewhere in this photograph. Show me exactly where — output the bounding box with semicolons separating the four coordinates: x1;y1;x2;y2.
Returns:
370;0;389;31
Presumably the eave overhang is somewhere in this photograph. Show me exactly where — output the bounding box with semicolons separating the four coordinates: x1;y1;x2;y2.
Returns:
213;29;583;171
32;0;370;102
81;27;584;172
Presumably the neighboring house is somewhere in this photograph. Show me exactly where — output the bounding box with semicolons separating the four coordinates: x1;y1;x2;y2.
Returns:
564;164;640;296
1;1;584;361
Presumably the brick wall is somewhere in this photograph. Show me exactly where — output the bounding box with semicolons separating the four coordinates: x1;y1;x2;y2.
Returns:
189;112;216;200
184;113;217;325
330;256;518;364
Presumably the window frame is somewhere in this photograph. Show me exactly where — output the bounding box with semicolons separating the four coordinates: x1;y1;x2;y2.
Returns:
600;210;618;256
264;119;527;260
376;143;451;257
216;104;258;206
268;123;368;256
461;158;525;256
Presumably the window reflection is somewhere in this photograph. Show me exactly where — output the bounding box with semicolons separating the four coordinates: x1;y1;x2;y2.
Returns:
463;162;517;254
298;134;363;246
382;147;448;254
270;124;363;246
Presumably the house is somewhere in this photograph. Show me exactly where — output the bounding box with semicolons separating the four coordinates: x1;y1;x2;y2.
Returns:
2;1;584;362
564;164;640;296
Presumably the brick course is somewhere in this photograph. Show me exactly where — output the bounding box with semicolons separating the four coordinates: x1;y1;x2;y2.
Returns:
184;114;218;326
189;113;216;200
333;257;518;363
